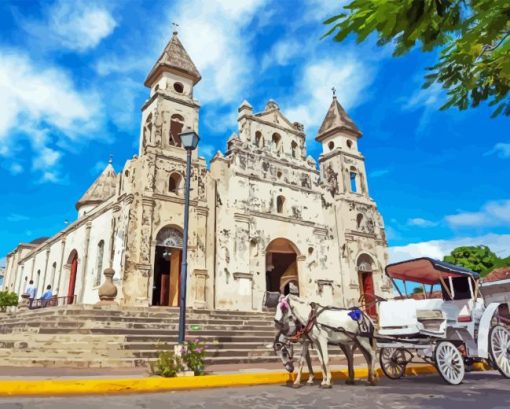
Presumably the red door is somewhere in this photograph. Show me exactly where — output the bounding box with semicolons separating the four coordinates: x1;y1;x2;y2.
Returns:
67;254;78;304
362;272;377;317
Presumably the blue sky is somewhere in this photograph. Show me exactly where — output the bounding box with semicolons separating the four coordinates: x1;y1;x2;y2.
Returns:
0;0;509;266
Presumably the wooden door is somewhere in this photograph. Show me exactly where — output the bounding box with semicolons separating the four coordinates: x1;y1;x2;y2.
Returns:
362;272;377;317
67;254;78;304
169;250;181;307
160;274;170;306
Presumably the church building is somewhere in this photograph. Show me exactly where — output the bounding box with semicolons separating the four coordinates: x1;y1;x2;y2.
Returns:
3;32;393;311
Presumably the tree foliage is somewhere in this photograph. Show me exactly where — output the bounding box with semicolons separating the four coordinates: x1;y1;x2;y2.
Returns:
0;291;18;312
324;0;510;117
443;245;509;276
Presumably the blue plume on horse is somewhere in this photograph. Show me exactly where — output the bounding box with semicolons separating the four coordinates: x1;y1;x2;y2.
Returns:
348;308;362;321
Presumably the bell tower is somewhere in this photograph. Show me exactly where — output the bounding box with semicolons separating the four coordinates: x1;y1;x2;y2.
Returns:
139;30;202;157
316;93;368;198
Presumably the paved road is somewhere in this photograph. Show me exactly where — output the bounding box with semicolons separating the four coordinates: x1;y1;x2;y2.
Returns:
0;371;508;409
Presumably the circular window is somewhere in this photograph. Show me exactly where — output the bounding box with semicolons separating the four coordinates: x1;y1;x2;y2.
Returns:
347;140;353;149
173;82;184;93
328;141;335;151
308;247;314;255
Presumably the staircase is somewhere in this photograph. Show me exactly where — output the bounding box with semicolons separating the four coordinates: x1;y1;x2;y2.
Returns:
0;305;280;368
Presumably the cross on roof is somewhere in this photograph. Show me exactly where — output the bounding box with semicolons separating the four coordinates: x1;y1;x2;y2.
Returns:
172;22;179;35
332;86;336;98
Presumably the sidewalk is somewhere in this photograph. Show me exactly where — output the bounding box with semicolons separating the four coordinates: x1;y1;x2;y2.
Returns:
0;354;366;379
0;360;490;397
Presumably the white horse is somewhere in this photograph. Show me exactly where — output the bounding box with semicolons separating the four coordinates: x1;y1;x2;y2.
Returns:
274;294;378;388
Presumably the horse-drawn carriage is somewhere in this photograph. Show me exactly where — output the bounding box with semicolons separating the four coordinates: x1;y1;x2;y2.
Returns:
377;257;510;384
270;257;510;387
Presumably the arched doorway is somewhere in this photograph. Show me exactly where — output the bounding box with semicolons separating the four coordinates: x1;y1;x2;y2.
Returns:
152;226;183;307
358;254;376;317
67;250;78;304
265;238;299;295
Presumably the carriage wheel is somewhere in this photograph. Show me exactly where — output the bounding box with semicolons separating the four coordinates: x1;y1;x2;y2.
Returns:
379;348;406;379
489;325;510;378
434;341;465;385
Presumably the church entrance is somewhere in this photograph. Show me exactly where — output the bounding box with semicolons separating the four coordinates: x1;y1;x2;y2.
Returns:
265;238;299;295
152;226;183;307
358;254;377;317
67;250;78;305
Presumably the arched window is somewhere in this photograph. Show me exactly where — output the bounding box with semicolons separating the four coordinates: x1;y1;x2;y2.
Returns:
169;114;184;147
357;213;364;229
291;141;298;158
350;167;358;193
169;173;182;194
95;241;105;286
277;195;285;214
254;131;263;147
272;133;281;154
35;270;41;290
328;141;335;151
51;262;57;288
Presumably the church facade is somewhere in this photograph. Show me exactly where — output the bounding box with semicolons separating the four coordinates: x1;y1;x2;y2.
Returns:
2;33;393;311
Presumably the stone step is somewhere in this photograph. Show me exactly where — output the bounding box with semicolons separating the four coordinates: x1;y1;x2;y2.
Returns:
35;328;276;337
0;322;274;332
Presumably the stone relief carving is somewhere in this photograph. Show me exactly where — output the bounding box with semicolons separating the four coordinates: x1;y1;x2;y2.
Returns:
325;164;339;196
156;227;183;248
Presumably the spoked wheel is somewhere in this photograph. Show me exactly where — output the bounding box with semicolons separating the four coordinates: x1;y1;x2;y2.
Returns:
434;341;465;385
380;347;407;379
489;325;510;378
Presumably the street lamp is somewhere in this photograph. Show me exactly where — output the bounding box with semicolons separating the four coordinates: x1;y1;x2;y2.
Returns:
178;128;199;344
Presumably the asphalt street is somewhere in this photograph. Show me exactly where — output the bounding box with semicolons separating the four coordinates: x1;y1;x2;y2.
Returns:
0;371;508;409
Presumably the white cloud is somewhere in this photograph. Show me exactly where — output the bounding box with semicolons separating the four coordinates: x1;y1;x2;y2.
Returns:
388;233;510;263
170;0;269;105
199;144;216;162
370;168;390;178
8;163;23;175
23;1;117;52
6;213;29;222
0;50;102;181
302;0;349;22
446;199;510;228
262;39;303;69
485;143;510;159
403;83;444;133
407;217;438;228
284;55;375;137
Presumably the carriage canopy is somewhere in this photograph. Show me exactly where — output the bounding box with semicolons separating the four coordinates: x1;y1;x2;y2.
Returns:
385;257;479;285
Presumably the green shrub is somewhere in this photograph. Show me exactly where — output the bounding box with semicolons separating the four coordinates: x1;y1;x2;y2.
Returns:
0;291;18;312
150;347;184;378
181;338;206;376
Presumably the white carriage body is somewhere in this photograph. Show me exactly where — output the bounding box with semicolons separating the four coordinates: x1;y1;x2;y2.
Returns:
378;258;507;359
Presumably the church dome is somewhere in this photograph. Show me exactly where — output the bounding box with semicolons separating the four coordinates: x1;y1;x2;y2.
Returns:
76;161;117;214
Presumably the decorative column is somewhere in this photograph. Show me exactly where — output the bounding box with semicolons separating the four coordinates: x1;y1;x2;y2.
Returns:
97;268;118;305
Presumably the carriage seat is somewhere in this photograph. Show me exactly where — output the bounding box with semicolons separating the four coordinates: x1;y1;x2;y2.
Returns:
416;309;443;320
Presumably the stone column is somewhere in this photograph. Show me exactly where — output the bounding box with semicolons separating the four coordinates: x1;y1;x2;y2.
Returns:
97;268;118;305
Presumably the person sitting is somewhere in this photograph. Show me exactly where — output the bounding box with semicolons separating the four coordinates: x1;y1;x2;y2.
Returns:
41;285;53;307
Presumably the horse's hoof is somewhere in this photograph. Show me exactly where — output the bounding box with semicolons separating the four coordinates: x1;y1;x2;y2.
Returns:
320;384;332;389
345;379;355;385
306;380;315;386
368;379;378;386
292;383;303;389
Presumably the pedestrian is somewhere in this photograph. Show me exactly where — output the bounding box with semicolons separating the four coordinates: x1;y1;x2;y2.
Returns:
41;285;53;307
25;280;37;308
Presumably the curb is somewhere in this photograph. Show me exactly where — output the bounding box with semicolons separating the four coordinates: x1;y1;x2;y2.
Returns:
0;363;490;397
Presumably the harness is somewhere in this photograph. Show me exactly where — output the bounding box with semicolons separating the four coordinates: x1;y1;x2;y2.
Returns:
284;300;374;343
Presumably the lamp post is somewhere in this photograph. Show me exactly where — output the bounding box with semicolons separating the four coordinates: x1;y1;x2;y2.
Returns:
178;128;200;344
